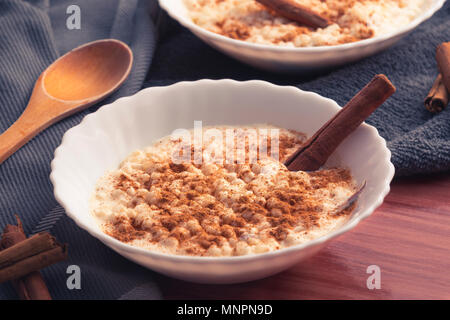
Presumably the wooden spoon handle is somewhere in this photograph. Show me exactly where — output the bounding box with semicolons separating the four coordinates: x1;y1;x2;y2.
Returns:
0;98;80;164
0;74;86;165
0;110;53;164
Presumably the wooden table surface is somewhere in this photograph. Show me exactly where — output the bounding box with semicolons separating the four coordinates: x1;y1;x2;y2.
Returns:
154;172;450;300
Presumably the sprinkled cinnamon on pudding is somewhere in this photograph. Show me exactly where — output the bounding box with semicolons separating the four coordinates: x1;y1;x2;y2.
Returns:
183;0;423;47
90;125;357;256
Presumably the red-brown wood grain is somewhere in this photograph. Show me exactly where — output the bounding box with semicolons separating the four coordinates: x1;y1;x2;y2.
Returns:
155;172;450;299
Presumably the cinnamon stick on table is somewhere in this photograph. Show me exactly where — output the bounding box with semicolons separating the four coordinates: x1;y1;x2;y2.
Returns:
0;217;51;300
436;42;450;93
285;74;396;172
255;0;330;29
424;74;449;113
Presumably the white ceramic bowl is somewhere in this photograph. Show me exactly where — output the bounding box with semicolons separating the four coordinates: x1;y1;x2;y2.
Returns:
158;0;445;72
51;80;394;284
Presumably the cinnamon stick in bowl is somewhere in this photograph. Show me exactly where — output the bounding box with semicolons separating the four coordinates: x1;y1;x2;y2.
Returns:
255;0;330;29
285;74;396;172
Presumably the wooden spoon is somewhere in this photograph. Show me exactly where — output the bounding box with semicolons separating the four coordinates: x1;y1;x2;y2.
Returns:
0;39;133;164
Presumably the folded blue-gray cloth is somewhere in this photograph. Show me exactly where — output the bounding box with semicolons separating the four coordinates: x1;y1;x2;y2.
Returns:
0;0;160;300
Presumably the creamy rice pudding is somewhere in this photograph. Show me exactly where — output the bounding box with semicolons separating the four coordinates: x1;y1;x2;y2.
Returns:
90;125;357;257
183;0;423;47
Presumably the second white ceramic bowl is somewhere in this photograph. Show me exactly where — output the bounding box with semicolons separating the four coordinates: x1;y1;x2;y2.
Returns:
51;80;394;284
158;0;445;72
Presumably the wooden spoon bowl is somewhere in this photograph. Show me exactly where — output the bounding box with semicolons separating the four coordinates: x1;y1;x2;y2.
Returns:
0;39;133;164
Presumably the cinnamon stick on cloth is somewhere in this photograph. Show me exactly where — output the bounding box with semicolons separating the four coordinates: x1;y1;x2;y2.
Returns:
255;0;330;29
424;74;449;113
0;234;67;283
0;217;51;300
0;216;67;299
285;74;396;172
436;42;450;93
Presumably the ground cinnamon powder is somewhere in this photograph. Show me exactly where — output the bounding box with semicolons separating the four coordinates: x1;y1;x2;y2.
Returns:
212;0;375;44
99;127;355;256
